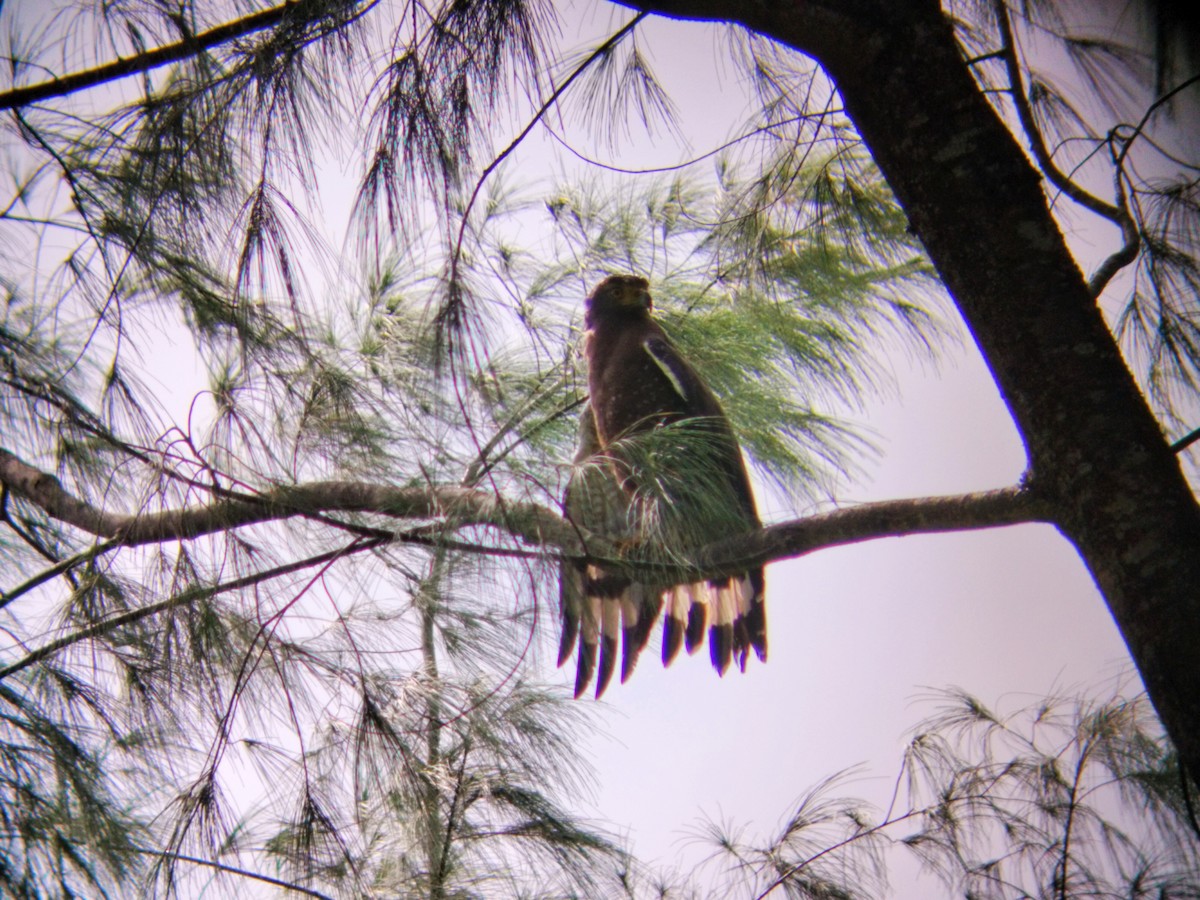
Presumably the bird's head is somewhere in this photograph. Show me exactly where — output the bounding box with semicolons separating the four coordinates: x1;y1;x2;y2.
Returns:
585;275;652;328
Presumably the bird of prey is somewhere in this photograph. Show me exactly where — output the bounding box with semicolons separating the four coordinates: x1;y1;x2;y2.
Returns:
558;274;766;698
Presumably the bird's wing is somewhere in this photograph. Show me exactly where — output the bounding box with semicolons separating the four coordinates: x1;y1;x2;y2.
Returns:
558;405;662;698
641;336;692;405
637;337;768;676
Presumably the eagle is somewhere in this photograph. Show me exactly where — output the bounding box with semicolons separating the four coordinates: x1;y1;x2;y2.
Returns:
558;274;767;698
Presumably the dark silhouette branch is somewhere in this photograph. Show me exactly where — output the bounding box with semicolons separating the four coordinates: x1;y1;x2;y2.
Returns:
1171;425;1200;454
992;0;1139;297
993;1;1123;222
1084;74;1200;296
0;0;372;112
1115;72;1200;168
1090;70;1200;308
135;847;336;900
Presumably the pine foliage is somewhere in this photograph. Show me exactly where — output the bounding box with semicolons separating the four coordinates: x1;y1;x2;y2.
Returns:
668;690;1199;899
0;0;1196;895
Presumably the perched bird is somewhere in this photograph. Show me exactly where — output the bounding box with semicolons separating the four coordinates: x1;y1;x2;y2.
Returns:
558;274;766;698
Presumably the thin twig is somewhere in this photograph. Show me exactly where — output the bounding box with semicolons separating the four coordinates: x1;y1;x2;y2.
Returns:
1114;72;1200;170
0;539;384;680
136;847;336;900
992;0;1139;297
543;109;846;176
1056;740;1092;900
993;0;1124;223
450;12;648;274
0;540;116;610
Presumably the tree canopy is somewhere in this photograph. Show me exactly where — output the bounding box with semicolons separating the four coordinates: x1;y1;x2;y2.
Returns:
0;0;1197;896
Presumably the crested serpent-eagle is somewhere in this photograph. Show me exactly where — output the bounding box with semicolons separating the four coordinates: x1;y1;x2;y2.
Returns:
558;275;767;698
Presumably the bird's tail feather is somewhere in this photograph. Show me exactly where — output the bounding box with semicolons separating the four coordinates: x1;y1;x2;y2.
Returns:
559;565;766;696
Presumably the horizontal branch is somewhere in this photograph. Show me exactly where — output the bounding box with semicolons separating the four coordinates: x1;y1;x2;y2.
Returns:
0;447;580;551
697;485;1051;579
1;449;1051;590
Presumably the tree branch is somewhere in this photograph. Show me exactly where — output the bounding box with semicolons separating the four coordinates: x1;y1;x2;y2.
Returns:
0;448;577;550
0;0;371;112
0;538;385;680
1091;73;1200;296
1;449;1051;591
135;847;336;900
699;485;1049;577
3;3;289;111
1172;425;1200;455
992;0;1139;298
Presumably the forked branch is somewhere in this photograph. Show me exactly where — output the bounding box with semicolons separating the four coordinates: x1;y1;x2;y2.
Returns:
992;0;1139;297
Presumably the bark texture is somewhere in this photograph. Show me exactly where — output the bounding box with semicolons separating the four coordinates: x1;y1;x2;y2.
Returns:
0;449;1043;594
630;0;1200;783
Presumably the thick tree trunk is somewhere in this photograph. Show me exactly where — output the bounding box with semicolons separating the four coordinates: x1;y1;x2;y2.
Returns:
632;0;1200;783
